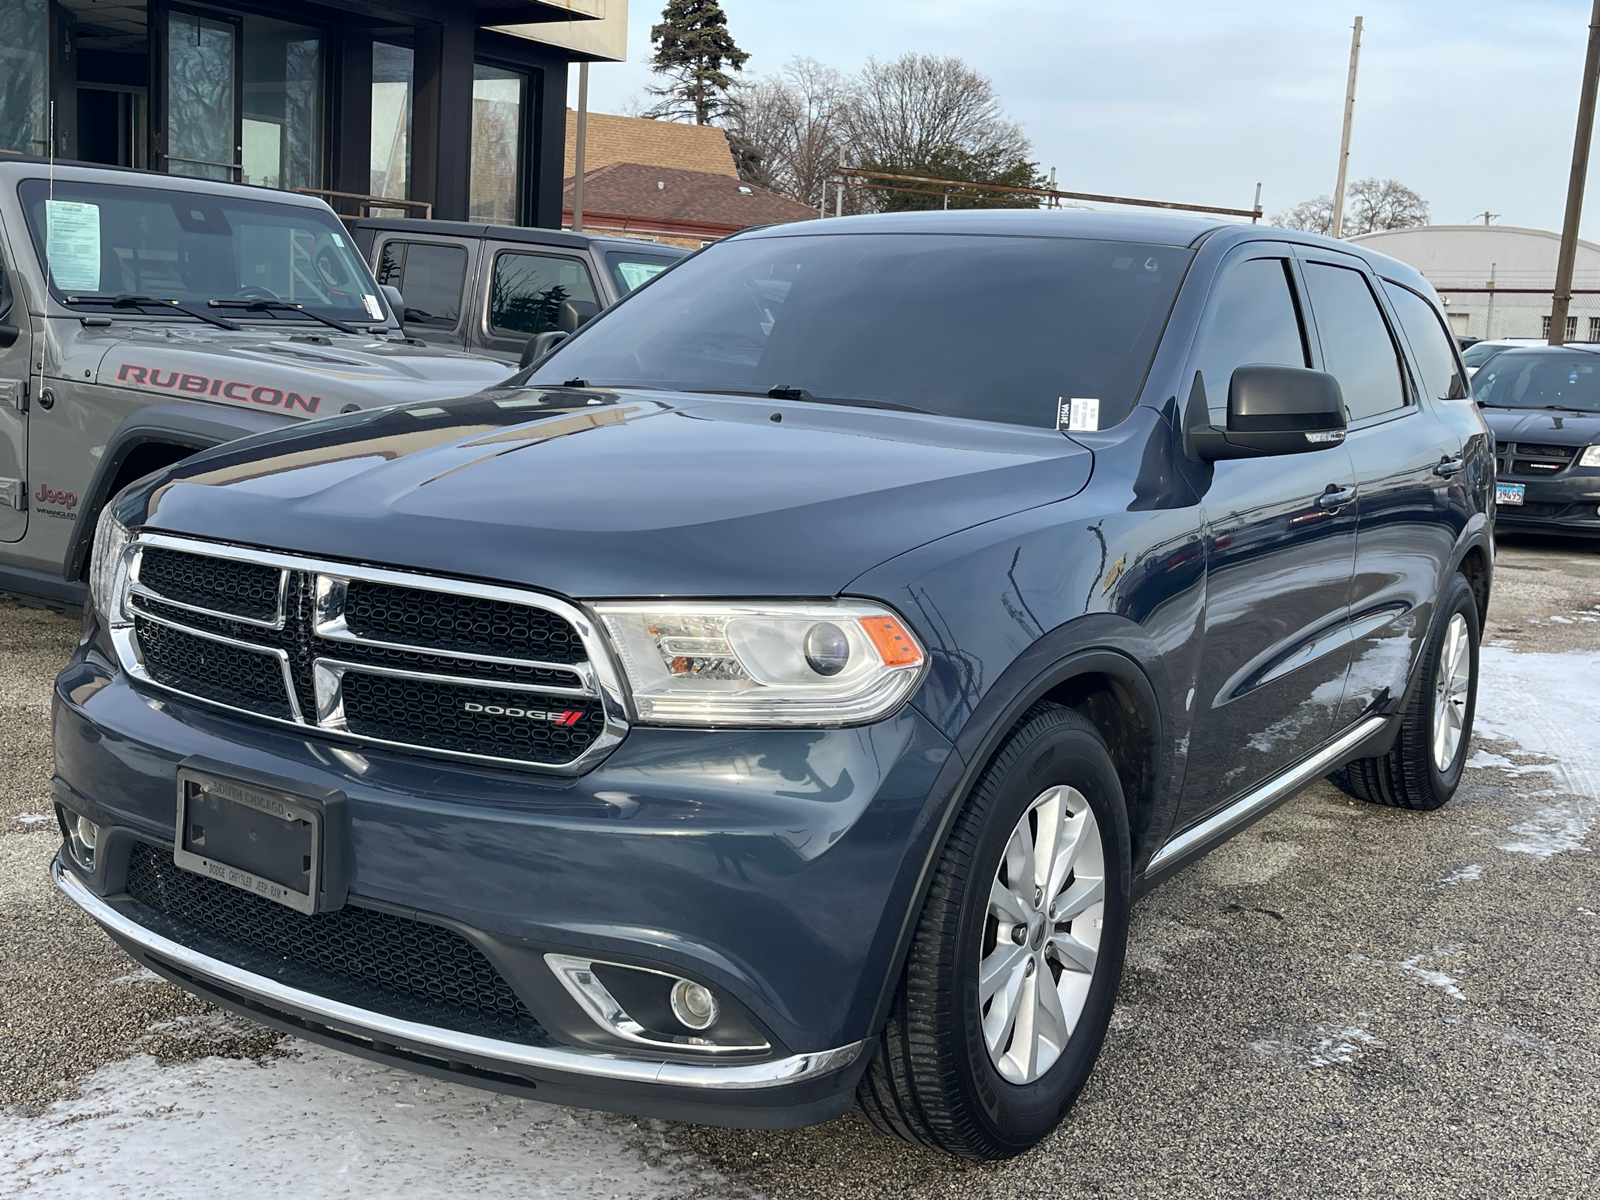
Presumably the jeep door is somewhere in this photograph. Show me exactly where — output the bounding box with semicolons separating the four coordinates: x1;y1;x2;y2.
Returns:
0;241;29;541
1294;251;1470;729
373;235;477;352
472;245;601;363
1177;245;1359;820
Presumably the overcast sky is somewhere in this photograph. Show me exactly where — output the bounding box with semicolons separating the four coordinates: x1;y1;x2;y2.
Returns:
570;0;1600;242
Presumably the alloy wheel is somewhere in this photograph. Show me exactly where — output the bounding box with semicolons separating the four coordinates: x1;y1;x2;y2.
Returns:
979;785;1105;1085
1432;612;1471;773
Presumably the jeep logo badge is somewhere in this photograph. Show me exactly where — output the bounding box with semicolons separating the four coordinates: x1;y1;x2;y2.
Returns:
463;701;583;726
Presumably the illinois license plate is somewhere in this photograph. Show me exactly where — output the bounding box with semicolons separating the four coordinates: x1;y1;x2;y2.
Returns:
174;768;322;914
1496;483;1525;506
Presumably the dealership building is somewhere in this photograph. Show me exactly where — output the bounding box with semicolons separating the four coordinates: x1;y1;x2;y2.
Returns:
0;0;623;227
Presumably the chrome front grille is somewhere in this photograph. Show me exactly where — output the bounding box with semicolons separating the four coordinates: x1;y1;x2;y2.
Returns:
115;535;627;772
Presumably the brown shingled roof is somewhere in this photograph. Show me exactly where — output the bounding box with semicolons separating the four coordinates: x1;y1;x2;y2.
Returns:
564;110;738;179
564;162;821;231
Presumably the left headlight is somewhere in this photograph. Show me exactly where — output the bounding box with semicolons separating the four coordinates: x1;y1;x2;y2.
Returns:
88;507;133;626
594;600;927;727
1580;445;1600;468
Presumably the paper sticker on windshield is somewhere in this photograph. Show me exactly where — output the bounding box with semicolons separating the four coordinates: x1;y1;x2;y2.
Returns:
45;200;101;292
362;293;383;320
1057;397;1100;432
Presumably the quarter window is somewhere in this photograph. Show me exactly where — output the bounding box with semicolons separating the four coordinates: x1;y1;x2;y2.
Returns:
1190;257;1308;424
1302;262;1408;421
1382;281;1468;402
488;252;597;337
376;240;467;328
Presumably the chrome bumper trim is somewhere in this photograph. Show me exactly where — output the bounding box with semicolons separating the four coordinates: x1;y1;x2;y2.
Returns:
54;861;863;1091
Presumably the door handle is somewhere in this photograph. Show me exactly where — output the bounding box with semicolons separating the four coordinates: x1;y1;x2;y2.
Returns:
1433;456;1465;478
1317;485;1356;510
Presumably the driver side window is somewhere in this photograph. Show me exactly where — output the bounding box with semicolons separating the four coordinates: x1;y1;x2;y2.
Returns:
1190;257;1309;424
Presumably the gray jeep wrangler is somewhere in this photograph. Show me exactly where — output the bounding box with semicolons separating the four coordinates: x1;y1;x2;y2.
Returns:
0;160;514;606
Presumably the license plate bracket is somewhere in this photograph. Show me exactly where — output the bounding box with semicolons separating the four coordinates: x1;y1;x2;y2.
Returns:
174;767;335;914
1496;482;1525;506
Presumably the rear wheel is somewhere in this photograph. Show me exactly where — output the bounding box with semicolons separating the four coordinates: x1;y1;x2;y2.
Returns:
1330;572;1479;810
855;704;1131;1160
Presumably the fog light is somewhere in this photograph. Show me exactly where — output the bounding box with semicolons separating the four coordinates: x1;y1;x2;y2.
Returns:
670;979;720;1031
67;814;99;869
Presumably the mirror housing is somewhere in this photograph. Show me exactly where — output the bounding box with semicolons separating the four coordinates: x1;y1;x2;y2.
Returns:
1185;365;1347;462
379;284;405;331
557;300;601;334
519;329;570;370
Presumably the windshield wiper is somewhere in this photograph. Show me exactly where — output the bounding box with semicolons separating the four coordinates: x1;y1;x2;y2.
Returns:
670;386;930;414
66;294;239;331
209;298;361;335
1544;403;1598;413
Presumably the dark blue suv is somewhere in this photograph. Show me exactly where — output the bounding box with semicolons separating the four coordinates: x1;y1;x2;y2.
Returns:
51;210;1493;1159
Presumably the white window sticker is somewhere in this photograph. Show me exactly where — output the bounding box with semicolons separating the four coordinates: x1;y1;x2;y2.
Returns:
45;200;101;292
1057;397;1100;432
362;293;384;320
616;260;668;291
331;232;346;247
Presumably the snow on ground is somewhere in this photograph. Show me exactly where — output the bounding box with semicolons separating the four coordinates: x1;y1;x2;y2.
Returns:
0;1041;732;1199
1473;645;1600;859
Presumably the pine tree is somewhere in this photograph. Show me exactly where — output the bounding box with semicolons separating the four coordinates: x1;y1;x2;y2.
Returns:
647;0;750;126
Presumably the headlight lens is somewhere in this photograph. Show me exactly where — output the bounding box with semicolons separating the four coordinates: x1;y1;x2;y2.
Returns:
1580;445;1600;468
594;600;926;726
88;507;133;625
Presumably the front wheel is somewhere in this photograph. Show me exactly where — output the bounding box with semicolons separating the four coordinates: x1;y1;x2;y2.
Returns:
855;704;1131;1160
1330;572;1480;810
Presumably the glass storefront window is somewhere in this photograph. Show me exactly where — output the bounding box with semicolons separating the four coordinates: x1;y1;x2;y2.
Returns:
241;16;324;191
470;64;525;225
0;0;48;155
370;42;414;206
167;10;238;181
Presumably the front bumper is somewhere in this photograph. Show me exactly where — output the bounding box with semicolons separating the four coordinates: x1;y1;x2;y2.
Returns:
1496;472;1600;534
52;636;955;1127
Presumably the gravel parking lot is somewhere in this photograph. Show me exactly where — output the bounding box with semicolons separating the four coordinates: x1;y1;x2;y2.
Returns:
3;536;1598;1198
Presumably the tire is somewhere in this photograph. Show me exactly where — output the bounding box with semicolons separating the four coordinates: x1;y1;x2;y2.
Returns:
1329;572;1480;811
855;704;1132;1160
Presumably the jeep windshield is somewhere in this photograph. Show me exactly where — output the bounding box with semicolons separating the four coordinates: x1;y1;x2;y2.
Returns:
531;232;1192;429
19;179;383;327
1472;348;1600;412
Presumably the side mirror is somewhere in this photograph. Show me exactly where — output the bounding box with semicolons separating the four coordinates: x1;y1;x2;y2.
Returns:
1185;365;1347;462
520;330;570;370
379;284;406;331
556;300;601;334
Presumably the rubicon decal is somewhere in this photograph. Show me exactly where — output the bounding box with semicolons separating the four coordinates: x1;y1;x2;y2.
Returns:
35;483;79;508
462;702;584;725
116;364;321;413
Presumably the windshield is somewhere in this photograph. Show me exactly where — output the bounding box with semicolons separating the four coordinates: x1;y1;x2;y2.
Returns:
19;179;384;324
1461;341;1512;369
1472;350;1600;412
535;232;1192;429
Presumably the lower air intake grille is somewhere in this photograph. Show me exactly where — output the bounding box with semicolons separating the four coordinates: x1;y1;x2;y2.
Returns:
340;671;601;764
124;842;544;1038
135;616;294;720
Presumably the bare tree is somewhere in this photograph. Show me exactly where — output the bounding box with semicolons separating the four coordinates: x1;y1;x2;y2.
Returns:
722;58;849;208
1272;179;1427;237
1272;194;1334;235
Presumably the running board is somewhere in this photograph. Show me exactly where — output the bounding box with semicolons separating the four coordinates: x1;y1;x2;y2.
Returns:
1147;715;1388;875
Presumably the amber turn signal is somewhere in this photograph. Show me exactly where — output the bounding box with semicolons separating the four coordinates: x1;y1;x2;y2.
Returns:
860;615;923;667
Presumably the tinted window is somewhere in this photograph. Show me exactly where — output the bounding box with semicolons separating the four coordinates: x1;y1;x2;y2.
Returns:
377;240;466;327
533;233;1192;430
1303;262;1407;421
1472;349;1600;412
605;250;680;295
1462;341;1510;370
488;252;597;337
1190;256;1307;423
1383;282;1467;401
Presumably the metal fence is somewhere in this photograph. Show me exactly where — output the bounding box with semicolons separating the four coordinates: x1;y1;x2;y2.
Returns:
1435;288;1600;342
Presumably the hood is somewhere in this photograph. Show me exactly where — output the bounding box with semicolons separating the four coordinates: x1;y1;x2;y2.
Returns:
69;319;513;419
129;387;1094;597
1480;405;1600;446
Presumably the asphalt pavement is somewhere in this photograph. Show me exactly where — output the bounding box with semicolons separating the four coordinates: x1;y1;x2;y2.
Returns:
2;537;1597;1198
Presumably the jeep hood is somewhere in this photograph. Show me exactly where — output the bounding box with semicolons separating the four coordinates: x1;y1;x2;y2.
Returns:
1480;405;1600;445
71;319;513;417
130;387;1094;597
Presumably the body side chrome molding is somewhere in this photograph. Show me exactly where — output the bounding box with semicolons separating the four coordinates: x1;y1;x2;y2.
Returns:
54;862;862;1091
1148;715;1387;872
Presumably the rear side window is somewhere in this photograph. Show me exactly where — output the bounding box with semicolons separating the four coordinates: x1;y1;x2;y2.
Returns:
1302;262;1408;421
1383;281;1468;401
604;250;679;295
376;240;467;327
1190;256;1308;424
488;252;598;337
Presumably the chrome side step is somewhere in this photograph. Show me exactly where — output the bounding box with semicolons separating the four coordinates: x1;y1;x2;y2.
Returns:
1148;715;1387;873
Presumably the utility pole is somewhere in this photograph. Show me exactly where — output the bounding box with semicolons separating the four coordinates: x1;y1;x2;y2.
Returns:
1472;210;1499;226
1550;0;1600;346
1329;16;1364;239
566;62;585;235
1485;263;1497;340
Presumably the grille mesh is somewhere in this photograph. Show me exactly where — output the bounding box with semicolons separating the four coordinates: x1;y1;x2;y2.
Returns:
343;580;585;664
125;842;542;1034
136;617;294;719
341;672;601;764
139;547;281;622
